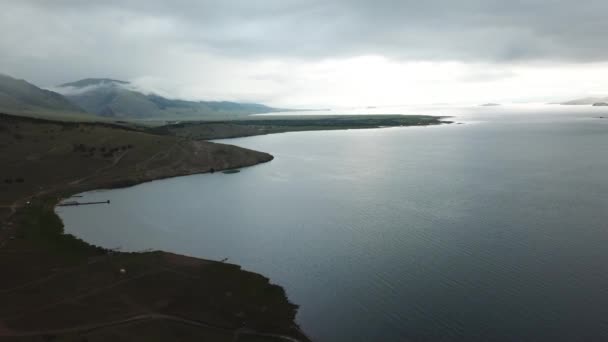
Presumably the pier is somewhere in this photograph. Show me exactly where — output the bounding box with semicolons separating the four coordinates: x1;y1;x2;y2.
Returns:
57;200;110;207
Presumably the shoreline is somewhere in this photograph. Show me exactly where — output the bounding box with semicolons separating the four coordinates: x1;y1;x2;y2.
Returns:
1;112;449;340
0;113;309;341
3;159;312;341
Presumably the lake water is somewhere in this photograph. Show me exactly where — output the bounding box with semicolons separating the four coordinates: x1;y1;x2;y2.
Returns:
57;105;608;341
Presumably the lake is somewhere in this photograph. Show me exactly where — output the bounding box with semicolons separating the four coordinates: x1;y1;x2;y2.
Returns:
57;105;608;341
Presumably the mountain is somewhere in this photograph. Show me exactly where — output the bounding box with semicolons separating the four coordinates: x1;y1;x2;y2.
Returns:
0;74;285;120
60;78;129;88
561;96;608;105
54;78;283;120
0;74;85;117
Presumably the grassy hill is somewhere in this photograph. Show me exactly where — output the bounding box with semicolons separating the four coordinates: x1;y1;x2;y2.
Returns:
0;74;88;118
55;78;283;120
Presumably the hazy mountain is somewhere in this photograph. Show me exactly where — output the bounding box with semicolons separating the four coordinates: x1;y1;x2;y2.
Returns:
561;96;608;105
60;78;129;88
0;74;85;117
54;78;283;120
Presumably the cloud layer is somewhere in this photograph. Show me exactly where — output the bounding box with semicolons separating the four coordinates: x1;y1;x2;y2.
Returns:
1;1;608;106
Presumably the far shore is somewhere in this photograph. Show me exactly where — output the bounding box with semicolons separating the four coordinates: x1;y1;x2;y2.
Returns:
149;114;452;140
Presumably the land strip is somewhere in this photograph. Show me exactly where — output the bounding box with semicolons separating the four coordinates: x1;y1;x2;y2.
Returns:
0;112;448;341
149;114;450;140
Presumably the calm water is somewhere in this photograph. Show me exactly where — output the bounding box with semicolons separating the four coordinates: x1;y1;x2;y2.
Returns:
58;105;608;341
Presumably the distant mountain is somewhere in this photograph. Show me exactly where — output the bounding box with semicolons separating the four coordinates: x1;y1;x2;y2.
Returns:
592;102;608;107
54;78;283;120
0;74;85;117
480;103;500;106
0;74;285;120
561;96;608;105
59;78;129;88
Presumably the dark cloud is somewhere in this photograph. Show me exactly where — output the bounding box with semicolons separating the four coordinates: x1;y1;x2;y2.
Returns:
21;0;603;61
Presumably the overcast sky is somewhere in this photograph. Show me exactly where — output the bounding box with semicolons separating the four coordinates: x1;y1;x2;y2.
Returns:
1;0;608;107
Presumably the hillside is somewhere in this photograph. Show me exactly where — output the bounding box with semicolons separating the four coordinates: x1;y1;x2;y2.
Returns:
0;74;87;118
55;78;283;120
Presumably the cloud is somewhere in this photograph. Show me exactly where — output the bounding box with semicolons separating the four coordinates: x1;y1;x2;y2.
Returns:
14;0;601;62
1;1;608;106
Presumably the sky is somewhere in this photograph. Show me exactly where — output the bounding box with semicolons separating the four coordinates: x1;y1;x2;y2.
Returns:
1;0;608;107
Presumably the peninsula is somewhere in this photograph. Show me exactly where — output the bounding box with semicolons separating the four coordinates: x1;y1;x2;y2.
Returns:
0;113;303;341
151;115;448;140
0;112;448;341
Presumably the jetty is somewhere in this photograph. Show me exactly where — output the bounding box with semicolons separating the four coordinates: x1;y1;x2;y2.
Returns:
58;200;110;207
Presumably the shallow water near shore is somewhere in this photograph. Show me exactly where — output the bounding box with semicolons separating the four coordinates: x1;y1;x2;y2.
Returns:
58;105;608;341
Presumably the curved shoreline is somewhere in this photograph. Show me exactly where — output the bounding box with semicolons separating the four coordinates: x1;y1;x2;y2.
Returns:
0;113;309;341
4;156;311;341
1;112;449;341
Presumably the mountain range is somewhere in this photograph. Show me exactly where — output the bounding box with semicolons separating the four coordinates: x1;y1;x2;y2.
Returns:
0;74;86;117
0;74;283;120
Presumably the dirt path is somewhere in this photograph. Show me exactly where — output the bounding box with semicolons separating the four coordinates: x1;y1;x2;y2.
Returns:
69;150;130;186
135;142;177;172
